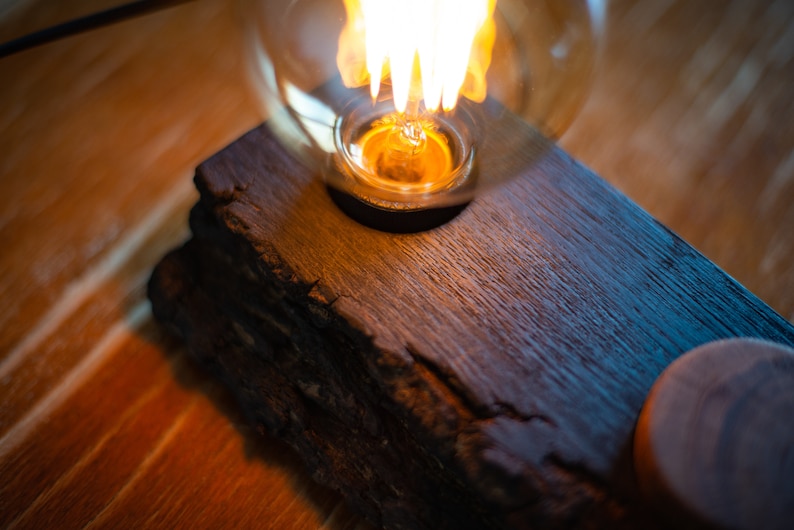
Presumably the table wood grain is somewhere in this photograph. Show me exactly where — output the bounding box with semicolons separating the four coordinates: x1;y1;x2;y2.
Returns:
1;0;792;528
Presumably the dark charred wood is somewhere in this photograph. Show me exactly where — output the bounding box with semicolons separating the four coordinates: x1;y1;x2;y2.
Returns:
148;123;794;529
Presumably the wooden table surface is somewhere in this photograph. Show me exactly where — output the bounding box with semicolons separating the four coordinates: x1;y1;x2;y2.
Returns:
1;0;792;528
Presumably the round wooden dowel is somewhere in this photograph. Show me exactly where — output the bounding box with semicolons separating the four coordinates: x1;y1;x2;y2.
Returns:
634;338;794;529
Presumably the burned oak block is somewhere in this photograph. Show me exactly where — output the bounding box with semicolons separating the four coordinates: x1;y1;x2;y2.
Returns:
148;125;794;529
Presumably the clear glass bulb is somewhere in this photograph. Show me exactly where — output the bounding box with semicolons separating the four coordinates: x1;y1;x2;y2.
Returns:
239;0;603;227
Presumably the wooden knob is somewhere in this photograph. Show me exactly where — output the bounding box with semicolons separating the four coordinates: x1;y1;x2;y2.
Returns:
634;338;794;530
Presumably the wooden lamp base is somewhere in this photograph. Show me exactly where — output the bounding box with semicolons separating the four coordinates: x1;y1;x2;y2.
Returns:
148;124;794;529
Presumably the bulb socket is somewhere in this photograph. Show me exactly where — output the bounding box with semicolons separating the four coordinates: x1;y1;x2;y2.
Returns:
326;185;471;233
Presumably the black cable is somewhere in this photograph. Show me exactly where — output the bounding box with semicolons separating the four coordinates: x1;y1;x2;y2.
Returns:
0;0;196;59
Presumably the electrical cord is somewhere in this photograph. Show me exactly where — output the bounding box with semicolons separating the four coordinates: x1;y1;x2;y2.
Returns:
0;0;195;59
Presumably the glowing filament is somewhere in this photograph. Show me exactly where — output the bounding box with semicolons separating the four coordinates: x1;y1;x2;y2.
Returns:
337;0;497;114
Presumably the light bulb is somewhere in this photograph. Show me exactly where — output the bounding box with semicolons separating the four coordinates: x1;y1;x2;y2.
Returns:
240;0;603;230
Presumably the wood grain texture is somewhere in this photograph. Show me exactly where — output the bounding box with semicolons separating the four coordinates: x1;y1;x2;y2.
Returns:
561;0;794;321
149;122;794;528
634;338;794;530
0;1;367;528
1;0;793;528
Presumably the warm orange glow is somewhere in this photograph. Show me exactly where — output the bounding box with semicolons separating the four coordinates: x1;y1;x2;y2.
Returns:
337;0;497;114
354;116;454;189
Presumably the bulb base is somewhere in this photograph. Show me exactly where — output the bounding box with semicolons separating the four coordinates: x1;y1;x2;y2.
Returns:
327;185;469;233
